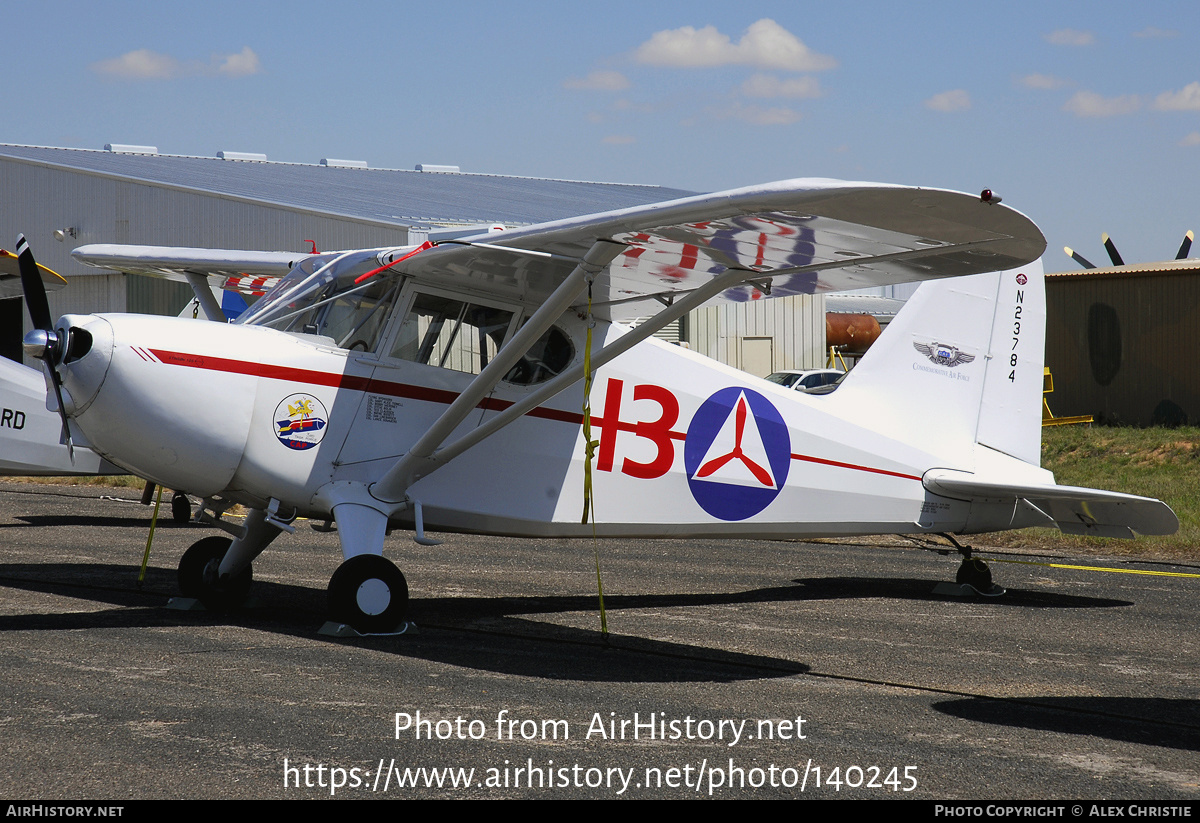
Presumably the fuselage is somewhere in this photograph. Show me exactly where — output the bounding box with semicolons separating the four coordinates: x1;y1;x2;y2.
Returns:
53;303;1053;540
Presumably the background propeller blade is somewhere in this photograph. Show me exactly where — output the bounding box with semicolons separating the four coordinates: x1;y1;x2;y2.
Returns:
1176;231;1193;260
1101;233;1124;267
1063;246;1096;269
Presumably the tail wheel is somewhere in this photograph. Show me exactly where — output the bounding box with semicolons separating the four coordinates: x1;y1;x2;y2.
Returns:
956;557;993;591
328;555;409;634
178;535;252;610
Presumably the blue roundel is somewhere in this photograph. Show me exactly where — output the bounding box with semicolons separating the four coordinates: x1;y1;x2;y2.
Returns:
685;387;791;521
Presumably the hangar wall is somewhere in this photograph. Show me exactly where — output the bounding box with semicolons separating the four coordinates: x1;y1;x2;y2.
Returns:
1046;267;1200;426
0;152;410;362
690;294;826;375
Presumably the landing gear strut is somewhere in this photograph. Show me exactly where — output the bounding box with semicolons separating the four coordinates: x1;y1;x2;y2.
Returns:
177;535;252;610
327;555;409;634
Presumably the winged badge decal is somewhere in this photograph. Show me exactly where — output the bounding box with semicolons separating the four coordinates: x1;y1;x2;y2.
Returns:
913;341;975;368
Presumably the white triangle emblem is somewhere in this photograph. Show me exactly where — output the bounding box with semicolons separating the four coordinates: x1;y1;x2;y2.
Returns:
690;392;777;489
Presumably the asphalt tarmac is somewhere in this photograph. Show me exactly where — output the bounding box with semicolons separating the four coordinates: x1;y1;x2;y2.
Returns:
1;481;1197;800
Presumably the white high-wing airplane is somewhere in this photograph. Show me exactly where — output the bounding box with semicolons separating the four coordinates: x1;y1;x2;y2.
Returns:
14;178;1177;633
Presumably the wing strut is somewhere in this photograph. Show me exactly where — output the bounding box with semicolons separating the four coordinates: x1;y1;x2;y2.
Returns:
374;262;760;500
184;273;227;322
370;239;626;503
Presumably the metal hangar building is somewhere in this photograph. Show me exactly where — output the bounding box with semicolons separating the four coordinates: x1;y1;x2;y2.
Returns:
0;144;828;375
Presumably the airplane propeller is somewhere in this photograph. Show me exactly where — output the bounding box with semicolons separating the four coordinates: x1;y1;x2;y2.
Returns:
17;234;74;460
1065;230;1195;270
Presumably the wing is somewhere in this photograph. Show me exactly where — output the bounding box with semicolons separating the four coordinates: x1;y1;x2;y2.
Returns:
924;469;1179;538
71;179;1045;323
387;178;1046;321
0;247;67;298
71;244;302;290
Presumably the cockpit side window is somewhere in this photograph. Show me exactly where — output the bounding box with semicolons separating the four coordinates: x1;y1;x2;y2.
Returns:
503;325;574;385
389;291;516;375
309;279;401;351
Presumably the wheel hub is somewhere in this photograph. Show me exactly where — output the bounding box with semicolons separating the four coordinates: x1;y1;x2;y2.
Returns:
356;579;391;616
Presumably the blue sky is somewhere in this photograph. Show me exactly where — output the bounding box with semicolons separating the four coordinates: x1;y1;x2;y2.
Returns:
5;1;1199;267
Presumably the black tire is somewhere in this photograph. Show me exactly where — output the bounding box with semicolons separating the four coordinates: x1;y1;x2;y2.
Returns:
327;555;409;633
177;536;252;610
956;557;993;591
171;492;192;525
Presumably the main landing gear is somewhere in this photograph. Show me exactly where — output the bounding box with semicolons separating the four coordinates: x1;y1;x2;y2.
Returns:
175;528;411;634
175;498;412;634
327;555;409;634
177;535;252;611
174;504;285;613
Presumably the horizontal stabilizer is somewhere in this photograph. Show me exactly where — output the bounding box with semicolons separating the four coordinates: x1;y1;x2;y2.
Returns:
924;469;1179;538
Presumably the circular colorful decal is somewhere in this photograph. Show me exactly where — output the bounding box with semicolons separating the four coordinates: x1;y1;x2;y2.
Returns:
274;394;328;450
684;387;791;521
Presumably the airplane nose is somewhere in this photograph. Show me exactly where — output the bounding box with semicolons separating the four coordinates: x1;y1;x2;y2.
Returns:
54;314;114;415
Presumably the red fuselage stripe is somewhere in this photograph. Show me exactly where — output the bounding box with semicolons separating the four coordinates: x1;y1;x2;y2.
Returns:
790;452;922;482
146;348;918;481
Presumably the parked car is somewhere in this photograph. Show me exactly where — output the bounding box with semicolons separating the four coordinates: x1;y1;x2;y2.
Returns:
764;368;845;394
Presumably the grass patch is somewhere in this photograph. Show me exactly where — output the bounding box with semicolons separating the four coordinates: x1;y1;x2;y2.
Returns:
9;474;148;489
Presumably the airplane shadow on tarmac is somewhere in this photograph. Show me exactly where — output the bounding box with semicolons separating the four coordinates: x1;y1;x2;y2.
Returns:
790;576;1133;609
0;562;1132;684
932;696;1200;752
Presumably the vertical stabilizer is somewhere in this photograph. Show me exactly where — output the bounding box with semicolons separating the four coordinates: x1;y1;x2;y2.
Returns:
834;259;1046;468
974;258;1046;465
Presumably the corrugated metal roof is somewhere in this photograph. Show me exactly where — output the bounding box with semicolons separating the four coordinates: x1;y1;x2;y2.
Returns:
1047;258;1200;280
0;144;695;228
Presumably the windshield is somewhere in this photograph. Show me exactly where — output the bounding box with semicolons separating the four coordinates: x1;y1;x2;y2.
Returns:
237;249;404;351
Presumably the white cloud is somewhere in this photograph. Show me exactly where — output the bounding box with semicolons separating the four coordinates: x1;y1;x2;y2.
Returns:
1152;82;1200;111
1063;90;1140;117
1045;28;1095;46
602;135;636;145
708;101;801;126
1021;73;1068;90
635;19;836;72
91;49;180;79
741;73;821;98
1179;132;1200;147
563;70;630;91
1133;27;1178;39
216;47;261;78
91;47;261;80
925;89;971;112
